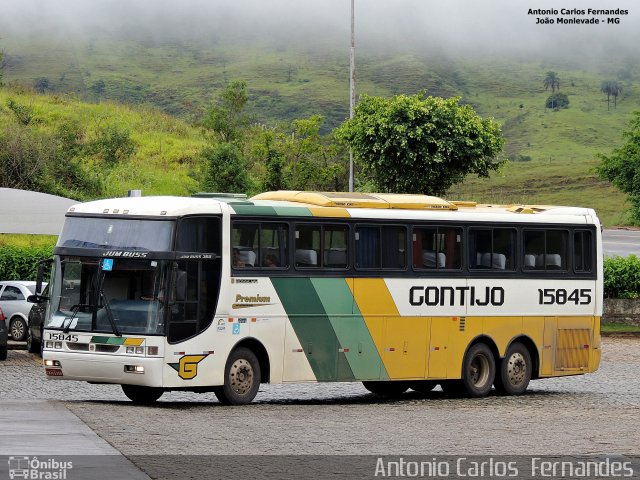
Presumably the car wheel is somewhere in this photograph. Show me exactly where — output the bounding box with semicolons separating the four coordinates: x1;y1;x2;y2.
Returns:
0;346;7;361
27;330;40;354
10;317;28;341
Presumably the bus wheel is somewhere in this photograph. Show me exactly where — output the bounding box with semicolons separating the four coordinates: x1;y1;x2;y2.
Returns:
494;342;532;396
410;381;437;394
362;381;408;397
121;385;164;404
214;347;261;405
461;343;495;398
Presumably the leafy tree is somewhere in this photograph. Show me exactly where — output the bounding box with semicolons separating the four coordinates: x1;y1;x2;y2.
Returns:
601;81;622;111
335;93;504;196
545;93;569;110
258;131;288;192
543;71;560;93
543;71;560;108
202;142;250;194
202;80;250;144
597;112;640;223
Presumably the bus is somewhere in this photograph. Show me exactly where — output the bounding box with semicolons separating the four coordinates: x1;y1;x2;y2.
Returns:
36;191;602;405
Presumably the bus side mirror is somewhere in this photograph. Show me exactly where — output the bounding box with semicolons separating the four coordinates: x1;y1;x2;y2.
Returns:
36;258;52;296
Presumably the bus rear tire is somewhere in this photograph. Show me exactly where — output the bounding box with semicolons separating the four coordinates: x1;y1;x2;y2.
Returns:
494;342;532;396
121;384;164;404
214;347;261;405
362;381;409;397
460;343;495;398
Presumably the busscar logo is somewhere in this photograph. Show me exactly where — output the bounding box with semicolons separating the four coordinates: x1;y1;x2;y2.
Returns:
8;456;73;479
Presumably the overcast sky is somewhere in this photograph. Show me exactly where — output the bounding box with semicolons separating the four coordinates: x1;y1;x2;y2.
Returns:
1;0;638;60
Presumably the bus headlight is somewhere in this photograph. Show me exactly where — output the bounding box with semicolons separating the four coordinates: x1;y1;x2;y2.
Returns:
44;359;61;367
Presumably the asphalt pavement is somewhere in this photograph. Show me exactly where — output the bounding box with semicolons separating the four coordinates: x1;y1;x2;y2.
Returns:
603;229;640;257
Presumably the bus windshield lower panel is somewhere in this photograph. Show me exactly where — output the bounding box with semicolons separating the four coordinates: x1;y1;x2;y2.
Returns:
46;256;169;336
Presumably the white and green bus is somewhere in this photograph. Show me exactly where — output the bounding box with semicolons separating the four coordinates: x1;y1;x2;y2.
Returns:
38;191;602;404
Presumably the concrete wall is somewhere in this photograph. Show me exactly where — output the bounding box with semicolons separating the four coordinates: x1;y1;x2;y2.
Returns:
603;298;640;326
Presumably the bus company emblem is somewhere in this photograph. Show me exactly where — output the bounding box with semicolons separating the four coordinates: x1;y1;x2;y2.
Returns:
169;354;209;380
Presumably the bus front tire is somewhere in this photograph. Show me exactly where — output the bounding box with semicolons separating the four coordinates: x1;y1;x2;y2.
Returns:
459;343;496;398
214;347;261;405
121;384;164;404
362;381;409;397
494;342;532;396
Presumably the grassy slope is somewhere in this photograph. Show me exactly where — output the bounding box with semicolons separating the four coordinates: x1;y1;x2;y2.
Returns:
1;37;637;225
0;87;208;198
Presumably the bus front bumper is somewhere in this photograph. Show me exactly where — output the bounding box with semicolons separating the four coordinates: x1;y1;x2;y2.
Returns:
42;351;164;387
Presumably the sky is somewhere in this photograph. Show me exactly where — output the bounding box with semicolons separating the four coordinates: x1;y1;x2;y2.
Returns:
1;0;638;60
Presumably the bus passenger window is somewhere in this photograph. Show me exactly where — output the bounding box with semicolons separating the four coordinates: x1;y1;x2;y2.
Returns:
523;229;568;271
574;230;593;272
468;228;515;271
414;227;461;270
355;227;380;269
295;225;320;268
232;222;289;269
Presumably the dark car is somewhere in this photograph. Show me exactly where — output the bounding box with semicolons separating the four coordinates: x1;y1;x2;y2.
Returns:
0;306;7;360
26;285;48;355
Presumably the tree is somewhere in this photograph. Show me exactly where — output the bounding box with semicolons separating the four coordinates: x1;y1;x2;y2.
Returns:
202;80;250;144
597;112;640;223
601;81;622;111
543;72;560;109
202;142;250;194
335;93;504;196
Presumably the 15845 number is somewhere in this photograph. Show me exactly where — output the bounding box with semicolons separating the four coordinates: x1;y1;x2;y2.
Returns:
538;288;592;305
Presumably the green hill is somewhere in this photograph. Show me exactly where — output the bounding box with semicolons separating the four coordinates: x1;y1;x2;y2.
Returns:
0;87;207;199
1;33;637;225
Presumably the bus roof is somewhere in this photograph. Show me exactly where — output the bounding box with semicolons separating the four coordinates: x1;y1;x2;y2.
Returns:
65;191;598;223
250;191;596;218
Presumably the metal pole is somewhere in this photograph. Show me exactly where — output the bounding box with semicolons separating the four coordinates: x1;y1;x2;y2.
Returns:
349;0;355;192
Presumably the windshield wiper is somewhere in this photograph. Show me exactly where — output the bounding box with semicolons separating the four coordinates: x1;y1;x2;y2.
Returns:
62;304;90;333
100;290;121;337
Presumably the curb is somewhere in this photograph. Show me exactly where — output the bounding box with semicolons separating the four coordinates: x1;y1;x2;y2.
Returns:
601;331;640;337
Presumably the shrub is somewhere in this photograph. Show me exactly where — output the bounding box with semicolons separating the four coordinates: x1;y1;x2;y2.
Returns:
603;255;640;299
545;93;569;109
0;245;53;281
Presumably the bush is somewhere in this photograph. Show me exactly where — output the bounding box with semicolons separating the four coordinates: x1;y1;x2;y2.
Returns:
545;93;569;109
0;245;53;281
603;255;640;299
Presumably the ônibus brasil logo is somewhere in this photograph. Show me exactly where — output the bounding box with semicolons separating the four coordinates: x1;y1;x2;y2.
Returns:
8;456;73;480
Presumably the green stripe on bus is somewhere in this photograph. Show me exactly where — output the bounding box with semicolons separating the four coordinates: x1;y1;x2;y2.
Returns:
272;277;355;382
231;205;312;216
310;278;386;381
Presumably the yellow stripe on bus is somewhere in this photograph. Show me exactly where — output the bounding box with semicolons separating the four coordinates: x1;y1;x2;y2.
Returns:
350;278;428;379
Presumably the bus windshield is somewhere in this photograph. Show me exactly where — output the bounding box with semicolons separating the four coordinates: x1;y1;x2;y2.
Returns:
46;256;169;335
57;217;174;251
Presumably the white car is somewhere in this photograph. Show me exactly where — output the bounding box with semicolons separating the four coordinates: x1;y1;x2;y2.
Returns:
0;281;46;341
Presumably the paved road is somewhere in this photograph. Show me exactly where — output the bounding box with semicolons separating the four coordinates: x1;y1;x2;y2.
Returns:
1;338;639;472
603;229;640;257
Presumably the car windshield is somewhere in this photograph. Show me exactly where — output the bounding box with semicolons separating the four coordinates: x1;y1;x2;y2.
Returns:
45;256;169;335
